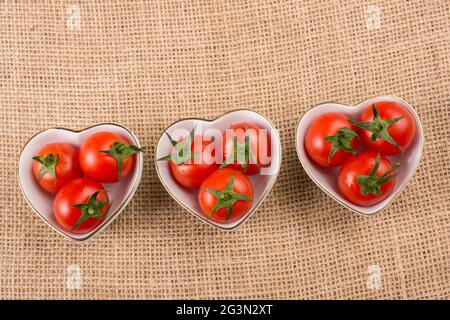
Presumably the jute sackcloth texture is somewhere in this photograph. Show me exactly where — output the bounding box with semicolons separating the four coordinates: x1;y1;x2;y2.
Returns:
0;0;449;299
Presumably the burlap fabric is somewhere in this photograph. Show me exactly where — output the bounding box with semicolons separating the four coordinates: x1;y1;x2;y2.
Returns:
0;0;449;299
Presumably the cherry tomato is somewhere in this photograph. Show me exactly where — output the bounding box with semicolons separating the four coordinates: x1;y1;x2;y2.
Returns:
79;132;142;183
350;102;416;155
53;178;110;233
222;122;271;175
338;151;399;207
198;168;253;223
159;128;219;189
32;143;82;193
304;113;359;167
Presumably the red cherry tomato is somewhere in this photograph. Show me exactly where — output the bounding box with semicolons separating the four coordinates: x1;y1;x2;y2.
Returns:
338;151;399;207
79;132;142;183
32;143;82;193
304;113;359;167
159;128;219;189
198;168;253;223
350;102;416;155
53;178;110;233
222;122;271;175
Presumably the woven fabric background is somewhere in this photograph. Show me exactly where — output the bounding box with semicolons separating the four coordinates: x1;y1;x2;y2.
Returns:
0;0;449;299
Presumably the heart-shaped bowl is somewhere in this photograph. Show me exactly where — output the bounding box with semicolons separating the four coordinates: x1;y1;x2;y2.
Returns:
155;109;281;230
296;96;424;216
18;123;144;242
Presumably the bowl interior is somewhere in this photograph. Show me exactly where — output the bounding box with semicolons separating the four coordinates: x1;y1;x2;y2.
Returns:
18;124;143;241
155;110;281;229
296;96;423;215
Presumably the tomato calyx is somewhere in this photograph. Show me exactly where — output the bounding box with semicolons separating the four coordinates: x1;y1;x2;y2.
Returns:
32;153;59;184
221;125;258;173
202;174;252;221
323;127;358;162
357;153;400;196
71;191;110;231
158;127;198;165
100;141;143;179
349;104;404;149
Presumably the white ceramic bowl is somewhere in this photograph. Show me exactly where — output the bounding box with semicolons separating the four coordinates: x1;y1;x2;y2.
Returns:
155;109;281;230
295;96;424;215
18;123;144;242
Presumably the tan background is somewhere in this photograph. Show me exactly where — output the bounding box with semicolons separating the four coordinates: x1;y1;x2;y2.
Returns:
0;0;449;299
